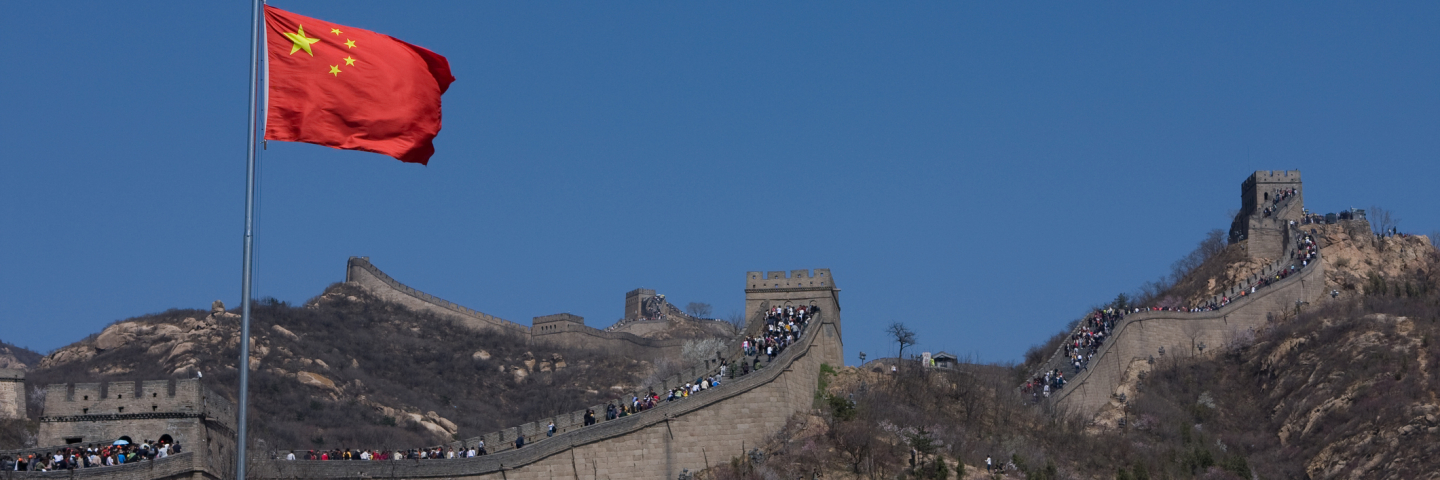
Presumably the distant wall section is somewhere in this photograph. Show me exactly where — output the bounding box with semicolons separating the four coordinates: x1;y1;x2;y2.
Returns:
1052;256;1327;418
344;257;722;360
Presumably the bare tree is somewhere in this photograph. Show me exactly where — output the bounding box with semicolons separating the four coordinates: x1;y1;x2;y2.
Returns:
684;302;713;318
1369;206;1399;235
725;311;747;332
886;322;916;369
1429;231;1439;249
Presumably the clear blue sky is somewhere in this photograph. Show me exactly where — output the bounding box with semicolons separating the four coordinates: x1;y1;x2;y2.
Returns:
2;2;1436;365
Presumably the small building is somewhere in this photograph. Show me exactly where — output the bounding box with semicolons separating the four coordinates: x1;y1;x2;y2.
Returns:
931;352;958;369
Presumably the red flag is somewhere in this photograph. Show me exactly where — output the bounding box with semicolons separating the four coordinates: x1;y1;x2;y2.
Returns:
264;6;455;165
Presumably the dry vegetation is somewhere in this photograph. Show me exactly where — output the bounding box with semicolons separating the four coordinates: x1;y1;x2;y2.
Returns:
19;283;676;453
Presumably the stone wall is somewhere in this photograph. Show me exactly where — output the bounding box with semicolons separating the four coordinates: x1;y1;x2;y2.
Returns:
244;268;843;480
345;257;712;359
1052;255;1327;418
0;369;23;419
37;379;236;465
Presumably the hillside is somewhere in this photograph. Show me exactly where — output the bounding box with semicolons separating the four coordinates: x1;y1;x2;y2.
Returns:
705;230;1439;480
706;295;1440;480
0;340;41;371
22;282;723;452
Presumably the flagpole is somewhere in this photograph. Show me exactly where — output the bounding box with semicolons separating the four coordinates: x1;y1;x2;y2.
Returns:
237;0;262;478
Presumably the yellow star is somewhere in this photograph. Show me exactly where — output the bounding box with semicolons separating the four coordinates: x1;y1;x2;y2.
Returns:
329;65;342;76
330;28;342;35
343;56;356;66
344;39;357;49
282;25;321;56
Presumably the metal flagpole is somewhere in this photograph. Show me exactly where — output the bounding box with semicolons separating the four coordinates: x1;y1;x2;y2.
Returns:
237;0;263;477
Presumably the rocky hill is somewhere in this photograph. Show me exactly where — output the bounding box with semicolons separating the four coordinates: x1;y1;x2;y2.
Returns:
0;340;40;371
21;282;725;452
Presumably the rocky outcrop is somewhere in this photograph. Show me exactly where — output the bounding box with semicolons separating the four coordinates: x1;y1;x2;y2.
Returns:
1306;220;1436;295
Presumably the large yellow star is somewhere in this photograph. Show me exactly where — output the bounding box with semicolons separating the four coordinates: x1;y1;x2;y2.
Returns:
330;28;342;36
283;25;321;56
344;39;357;49
343;56;356;66
328;65;342;76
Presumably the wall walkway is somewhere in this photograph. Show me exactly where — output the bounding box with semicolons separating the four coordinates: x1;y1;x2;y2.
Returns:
1050;254;1326;418
249;311;844;479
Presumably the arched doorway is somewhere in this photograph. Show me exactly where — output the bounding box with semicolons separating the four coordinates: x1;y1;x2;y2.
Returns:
118;435;133;444
158;434;174;446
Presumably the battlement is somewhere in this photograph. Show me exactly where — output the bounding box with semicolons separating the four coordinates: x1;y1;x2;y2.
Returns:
1244;169;1302;186
37;378;235;453
532;313;586;334
745;268;834;290
43;379;217;418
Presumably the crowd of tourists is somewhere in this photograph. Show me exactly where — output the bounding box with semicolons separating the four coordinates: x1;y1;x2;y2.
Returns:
1025;231;1323;402
285;444;488;461
1261;187;1299;218
4;439;180;472
742;305;817;364
283;306;820;462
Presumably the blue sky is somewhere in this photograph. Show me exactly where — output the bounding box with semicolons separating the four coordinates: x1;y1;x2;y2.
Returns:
1;2;1436;365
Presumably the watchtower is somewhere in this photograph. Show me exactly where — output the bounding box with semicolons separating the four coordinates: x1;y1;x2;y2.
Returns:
744;269;844;367
38;378;235;455
0;369;23;419
623;288;658;321
1229;170;1304;260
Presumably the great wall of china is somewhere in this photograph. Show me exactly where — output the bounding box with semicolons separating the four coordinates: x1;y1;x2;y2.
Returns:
6;170;1372;479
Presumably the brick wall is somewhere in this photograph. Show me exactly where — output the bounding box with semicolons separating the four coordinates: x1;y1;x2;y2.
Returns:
1052;256;1326;418
346;257;727;359
244;270;844;480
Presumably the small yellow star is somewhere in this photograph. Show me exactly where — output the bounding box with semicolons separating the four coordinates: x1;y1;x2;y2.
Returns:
282;25;321;56
329;65;342;76
344;39;357;49
343;56;356;66
330;28;342;35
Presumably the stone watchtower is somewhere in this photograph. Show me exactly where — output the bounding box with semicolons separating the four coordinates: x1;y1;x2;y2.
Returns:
1229;170;1304;260
0;369;23;419
744;269;844;367
38;378;235;454
623;288;658;321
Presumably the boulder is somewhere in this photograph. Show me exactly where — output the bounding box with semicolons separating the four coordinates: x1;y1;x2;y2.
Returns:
296;371;339;391
95;322;139;351
271;325;300;341
146;341;175;356
212;300;225;313
425;411;458;434
164;342;197;363
40;345;97;369
473;350;492;361
153;324;183;339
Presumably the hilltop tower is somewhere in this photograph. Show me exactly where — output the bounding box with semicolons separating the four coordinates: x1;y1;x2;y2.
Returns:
745;269;844;367
1229;170;1303;260
0;369;23;419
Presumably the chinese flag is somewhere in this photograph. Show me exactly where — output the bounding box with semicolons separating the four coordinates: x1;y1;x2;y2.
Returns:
264;6;455;165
